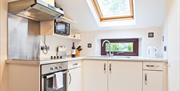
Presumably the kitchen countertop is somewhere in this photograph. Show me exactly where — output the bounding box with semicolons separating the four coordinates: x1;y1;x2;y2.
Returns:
84;56;168;62
6;56;168;65
6;57;83;65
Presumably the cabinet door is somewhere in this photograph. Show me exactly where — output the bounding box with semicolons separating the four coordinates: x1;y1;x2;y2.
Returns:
108;61;143;91
143;71;163;91
82;60;108;91
68;67;81;91
40;20;54;35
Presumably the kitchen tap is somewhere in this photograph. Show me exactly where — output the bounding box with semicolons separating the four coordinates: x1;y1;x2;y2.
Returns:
102;40;113;57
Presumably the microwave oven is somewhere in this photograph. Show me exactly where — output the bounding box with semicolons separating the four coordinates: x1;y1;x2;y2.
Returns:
54;21;70;35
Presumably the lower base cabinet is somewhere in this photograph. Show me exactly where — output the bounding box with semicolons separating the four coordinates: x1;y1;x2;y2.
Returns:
143;62;168;91
82;60;143;91
82;60;108;91
82;60;167;91
67;67;81;91
143;71;164;91
108;61;142;91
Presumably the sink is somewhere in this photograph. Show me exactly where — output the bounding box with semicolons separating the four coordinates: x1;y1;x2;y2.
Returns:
110;56;132;58
88;56;133;59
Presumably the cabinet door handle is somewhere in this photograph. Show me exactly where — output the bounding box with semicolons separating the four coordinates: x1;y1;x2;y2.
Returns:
73;63;78;66
145;73;148;85
109;63;112;72
69;72;72;85
146;65;155;67
104;63;106;72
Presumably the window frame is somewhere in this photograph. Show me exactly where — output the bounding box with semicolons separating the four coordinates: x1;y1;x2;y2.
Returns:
92;0;134;21
101;38;139;56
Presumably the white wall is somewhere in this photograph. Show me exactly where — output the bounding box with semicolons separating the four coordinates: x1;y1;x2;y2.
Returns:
80;27;163;57
39;35;80;60
163;0;180;91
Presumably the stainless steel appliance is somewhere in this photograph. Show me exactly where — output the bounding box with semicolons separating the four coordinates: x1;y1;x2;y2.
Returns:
54;21;70;36
8;0;64;21
41;62;68;91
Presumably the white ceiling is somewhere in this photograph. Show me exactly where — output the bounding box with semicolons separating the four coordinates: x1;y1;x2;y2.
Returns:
56;0;166;31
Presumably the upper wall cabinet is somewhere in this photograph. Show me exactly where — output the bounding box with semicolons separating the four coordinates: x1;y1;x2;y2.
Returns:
28;20;54;35
40;20;54;35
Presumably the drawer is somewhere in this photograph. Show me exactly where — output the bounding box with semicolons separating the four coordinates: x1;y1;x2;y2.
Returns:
68;61;81;69
143;62;166;71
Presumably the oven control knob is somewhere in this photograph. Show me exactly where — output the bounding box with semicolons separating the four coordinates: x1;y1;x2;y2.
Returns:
55;67;58;69
50;67;54;70
59;66;62;69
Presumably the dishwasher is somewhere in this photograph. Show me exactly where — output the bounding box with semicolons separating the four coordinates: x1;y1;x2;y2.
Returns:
67;61;81;91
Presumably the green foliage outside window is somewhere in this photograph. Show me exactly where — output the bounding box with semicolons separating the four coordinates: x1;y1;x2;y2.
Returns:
105;42;133;52
98;0;130;17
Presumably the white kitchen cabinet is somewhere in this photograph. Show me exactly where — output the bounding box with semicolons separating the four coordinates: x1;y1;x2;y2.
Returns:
82;60;108;91
68;67;81;91
143;62;168;91
108;61;142;91
143;71;163;91
82;60;143;91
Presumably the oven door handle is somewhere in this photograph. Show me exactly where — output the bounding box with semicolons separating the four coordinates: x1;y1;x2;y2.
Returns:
46;74;54;79
44;70;68;79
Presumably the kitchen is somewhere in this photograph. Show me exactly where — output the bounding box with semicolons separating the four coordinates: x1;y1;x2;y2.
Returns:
0;0;179;91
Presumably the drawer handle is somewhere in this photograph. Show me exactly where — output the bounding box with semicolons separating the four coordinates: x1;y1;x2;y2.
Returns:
146;65;155;67
73;63;78;66
146;65;160;68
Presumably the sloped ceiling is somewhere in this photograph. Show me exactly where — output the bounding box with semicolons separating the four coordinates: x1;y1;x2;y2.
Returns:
56;0;166;31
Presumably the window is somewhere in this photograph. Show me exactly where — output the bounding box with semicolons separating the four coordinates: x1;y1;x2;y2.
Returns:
101;38;139;56
93;0;134;21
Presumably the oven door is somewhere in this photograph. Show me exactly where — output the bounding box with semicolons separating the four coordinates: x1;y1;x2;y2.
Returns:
42;71;67;91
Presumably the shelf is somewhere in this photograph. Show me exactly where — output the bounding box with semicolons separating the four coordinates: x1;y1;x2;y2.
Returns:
54;34;81;41
56;16;75;24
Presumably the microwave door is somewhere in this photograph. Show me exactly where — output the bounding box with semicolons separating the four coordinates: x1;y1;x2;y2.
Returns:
56;23;66;33
55;21;70;35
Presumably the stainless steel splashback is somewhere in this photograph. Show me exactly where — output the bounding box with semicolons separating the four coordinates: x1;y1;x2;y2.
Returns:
8;14;40;60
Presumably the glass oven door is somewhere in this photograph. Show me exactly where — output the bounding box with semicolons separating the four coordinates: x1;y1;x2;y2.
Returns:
43;71;67;91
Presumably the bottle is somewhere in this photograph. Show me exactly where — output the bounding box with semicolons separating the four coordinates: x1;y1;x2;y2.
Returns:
71;42;76;58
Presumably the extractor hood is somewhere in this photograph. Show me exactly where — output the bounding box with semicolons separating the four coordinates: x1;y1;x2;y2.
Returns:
8;0;64;21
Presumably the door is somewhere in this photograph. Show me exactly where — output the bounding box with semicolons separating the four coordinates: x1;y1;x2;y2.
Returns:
67;67;81;91
82;60;108;91
143;71;163;91
108;61;143;91
43;71;67;91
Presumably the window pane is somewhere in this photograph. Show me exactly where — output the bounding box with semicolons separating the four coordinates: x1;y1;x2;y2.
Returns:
105;42;133;52
96;0;131;17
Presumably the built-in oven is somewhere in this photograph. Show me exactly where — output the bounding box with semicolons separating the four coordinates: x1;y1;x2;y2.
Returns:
41;62;68;91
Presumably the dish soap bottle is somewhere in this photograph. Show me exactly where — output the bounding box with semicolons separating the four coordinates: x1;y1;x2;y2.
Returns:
71;42;76;58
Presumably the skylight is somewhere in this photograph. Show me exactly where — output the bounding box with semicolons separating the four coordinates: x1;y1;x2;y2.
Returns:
93;0;134;21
